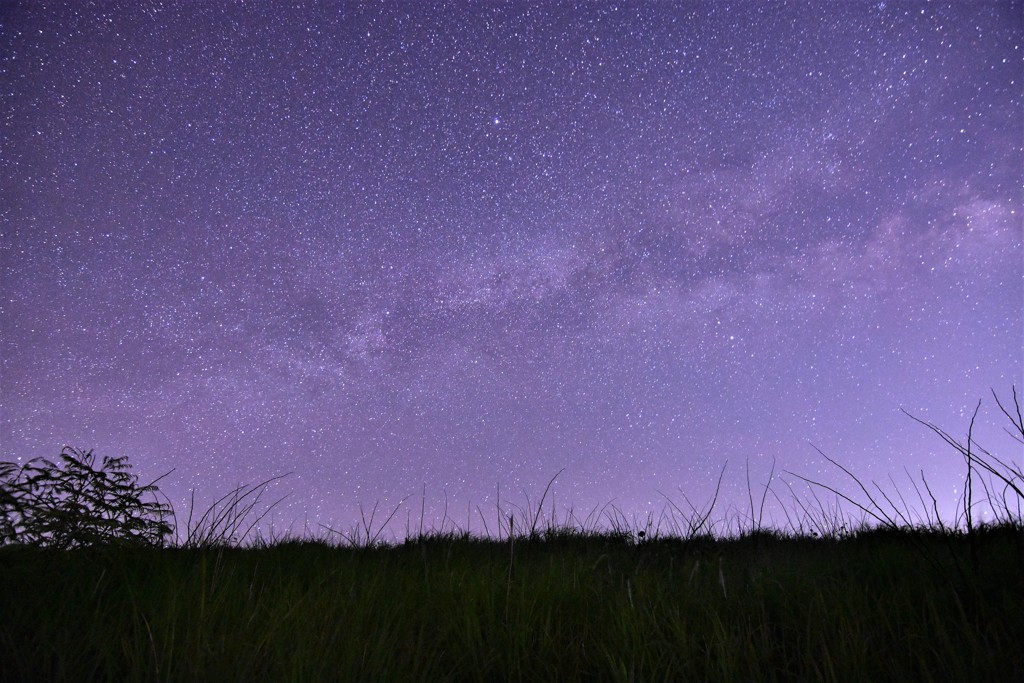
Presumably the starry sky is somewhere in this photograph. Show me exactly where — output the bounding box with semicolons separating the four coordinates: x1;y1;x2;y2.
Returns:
3;1;1022;539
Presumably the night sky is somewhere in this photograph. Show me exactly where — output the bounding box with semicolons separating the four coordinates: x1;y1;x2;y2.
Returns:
3;2;1021;539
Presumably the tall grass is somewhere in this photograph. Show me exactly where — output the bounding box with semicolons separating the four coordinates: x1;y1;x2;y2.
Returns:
1;524;1020;682
1;388;1021;681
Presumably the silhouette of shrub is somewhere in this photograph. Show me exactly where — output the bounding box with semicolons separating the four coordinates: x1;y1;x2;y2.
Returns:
0;446;172;549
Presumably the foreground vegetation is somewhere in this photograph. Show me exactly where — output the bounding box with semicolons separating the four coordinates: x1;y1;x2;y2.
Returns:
0;525;1021;682
1;388;1021;681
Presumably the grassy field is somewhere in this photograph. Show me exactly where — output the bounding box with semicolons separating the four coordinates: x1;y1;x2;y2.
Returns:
1;523;1021;682
3;390;1022;680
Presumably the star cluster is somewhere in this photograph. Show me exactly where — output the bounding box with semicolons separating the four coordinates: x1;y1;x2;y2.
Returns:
3;2;1021;536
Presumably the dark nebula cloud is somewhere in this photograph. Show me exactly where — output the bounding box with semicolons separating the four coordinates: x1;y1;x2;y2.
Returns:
3;2;1021;536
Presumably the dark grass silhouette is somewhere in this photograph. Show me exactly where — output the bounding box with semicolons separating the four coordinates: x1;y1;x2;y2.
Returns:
1;388;1021;682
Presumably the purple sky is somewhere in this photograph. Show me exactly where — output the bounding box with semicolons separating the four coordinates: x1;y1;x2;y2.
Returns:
3;2;1021;540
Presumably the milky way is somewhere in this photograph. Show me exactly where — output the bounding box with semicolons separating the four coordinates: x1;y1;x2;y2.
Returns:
3;2;1021;538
